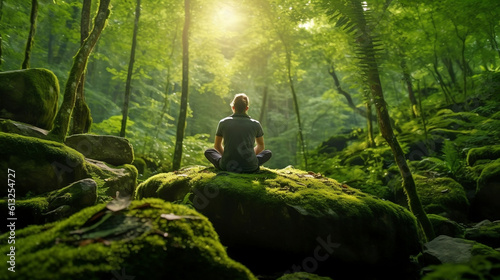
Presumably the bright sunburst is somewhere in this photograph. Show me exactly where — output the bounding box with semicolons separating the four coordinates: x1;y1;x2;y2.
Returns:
212;3;242;34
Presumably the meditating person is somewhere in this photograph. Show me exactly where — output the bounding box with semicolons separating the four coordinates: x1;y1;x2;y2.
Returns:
205;93;272;173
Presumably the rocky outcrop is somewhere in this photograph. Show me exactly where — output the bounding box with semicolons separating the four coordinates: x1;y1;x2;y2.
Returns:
85;158;138;197
472;160;500;220
135;166;421;279
65;134;134;166
0;68;59;130
395;175;469;222
0;198;256;280
0;132;88;196
465;220;500;249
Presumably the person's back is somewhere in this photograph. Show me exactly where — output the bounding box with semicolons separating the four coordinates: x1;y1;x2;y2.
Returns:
205;93;272;173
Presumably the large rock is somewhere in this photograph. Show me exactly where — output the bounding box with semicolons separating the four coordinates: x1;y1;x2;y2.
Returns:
65;134;134;166
44;178;98;221
0;179;97;230
0;198;256;280
422;254;500;280
0;118;50;139
467;145;500;166
0;132;88;197
85;158;138;197
0;68;59;130
395;175;469;222
465;220;500;249
136;166;421;279
422;235;500;265
471;160;500;220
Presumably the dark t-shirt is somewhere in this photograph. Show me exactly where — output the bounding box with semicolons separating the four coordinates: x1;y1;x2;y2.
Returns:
216;113;264;173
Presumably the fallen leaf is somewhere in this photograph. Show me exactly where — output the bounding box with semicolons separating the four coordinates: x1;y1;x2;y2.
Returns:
160;213;202;221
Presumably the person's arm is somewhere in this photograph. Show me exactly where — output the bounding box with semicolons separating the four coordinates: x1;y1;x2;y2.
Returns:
214;135;224;155
255;136;265;155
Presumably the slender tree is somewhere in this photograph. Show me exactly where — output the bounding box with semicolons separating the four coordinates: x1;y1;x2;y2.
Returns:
48;0;111;142
21;0;38;69
323;0;435;241
71;0;93;134
120;0;141;137
172;0;190;170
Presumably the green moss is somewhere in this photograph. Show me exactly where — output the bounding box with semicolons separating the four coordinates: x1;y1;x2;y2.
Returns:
467;145;500;166
0;197;49;230
0;198;256;280
137;166;421;276
0;132;88;196
477;159;500;190
422;255;500;280
412;176;469;221
0;68;59;130
427;214;464;238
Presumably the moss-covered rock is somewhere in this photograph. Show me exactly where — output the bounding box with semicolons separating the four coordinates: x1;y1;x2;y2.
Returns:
0;68;59;130
467;145;500;166
472;160;500;221
0;179;97;231
65;134;134;166
395;176;469;222
0;118;50;139
427;214;464;238
0;132;88;196
86;159;138;199
0;198;256;280
422;235;500;266
422;253;500;280
136;166;421;279
465;220;500;249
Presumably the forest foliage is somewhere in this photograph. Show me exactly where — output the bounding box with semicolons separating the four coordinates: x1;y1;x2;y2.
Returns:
1;0;499;173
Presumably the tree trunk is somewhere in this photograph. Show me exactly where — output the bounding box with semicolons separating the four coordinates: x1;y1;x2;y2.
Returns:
21;0;38;69
48;0;111;142
172;0;190;170
285;48;308;170
258;85;268;124
328;61;368;118
366;101;375;147
401;59;418;118
120;0;141;137
71;0;93;134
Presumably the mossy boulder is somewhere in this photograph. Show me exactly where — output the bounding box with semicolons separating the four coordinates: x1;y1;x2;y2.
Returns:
0;179;97;231
136;166;421;279
65;134;134;166
395;176;469;222
0;68;59;130
0;198;256;280
85;159;138;198
422;235;500;266
471;160;500;220
467;145;500;166
0;132;88;196
422;254;500;280
427;214;464;238
465;220;500;249
0;118;50;139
